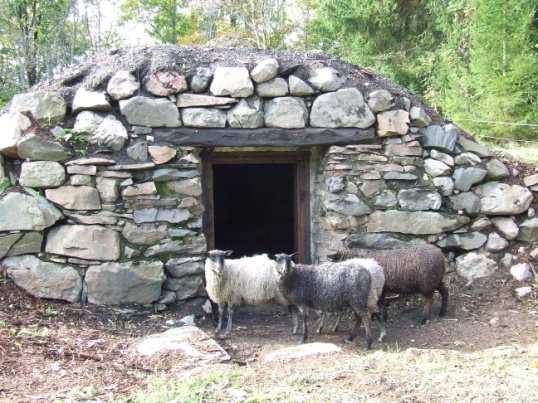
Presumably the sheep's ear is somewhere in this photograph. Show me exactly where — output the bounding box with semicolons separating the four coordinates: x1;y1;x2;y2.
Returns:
225;250;233;257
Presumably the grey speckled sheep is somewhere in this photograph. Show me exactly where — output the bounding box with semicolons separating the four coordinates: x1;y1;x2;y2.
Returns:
205;249;287;337
330;244;448;324
273;253;385;350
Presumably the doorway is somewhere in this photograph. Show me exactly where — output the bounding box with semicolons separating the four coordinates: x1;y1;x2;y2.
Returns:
202;152;310;263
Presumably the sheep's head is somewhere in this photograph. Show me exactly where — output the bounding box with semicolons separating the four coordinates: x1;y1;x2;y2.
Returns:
274;253;296;280
206;249;233;276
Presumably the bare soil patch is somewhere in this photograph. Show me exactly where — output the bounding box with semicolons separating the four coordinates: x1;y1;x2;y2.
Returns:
1;270;537;402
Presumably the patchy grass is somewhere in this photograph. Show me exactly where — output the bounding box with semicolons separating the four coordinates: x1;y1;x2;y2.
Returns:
486;141;538;164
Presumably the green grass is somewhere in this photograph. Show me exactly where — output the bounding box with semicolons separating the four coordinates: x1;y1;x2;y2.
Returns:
486;141;538;164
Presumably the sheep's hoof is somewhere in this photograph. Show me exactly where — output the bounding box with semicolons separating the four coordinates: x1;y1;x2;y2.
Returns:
364;337;373;350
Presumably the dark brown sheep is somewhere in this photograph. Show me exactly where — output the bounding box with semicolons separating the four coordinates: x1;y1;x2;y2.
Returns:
329;244;448;324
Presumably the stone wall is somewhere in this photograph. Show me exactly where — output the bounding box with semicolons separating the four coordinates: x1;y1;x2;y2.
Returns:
0;46;536;308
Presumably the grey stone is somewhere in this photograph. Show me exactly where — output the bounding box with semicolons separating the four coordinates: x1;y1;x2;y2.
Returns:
107;162;155;171
398;188;442;211
91;115;129;151
264;97;308;128
166;275;204;300
4;255;82;302
308;67;343;92
326;176;346;193
85;261;165;305
360;180;385;197
485;232;509;252
122;182;157;198
288;75;314;96
366;89;394;112
486;159;510;180
250;58;279;83
0;112;32;156
210;66;254;98
377;110;410;137
66;157;115;166
182;108;226;128
168;228;195;238
457;137;492;157
453;167;487;191
424;158;451;177
256;77;288;97
144;71;187;96
374;190;398;208
455;152;481;166
16;134;71;161
420;125;459;153
515;286;532;298
45;186;101;210
190;67;213;93
46;224;121;261
449;192;481;215
122;222;167;245
106;71;139;100
0;190;62;231
67;165;97;175
323;194;371;216
310;88;375;129
384;144;422;157
165;257;204;278
10;91;66;125
133;208;191;224
456;252;497;285
165;178;202;197
368;210;470;234
474;182;533;215
491;217;519;240
510;263;533;281
65;211;118;225
501;253;514;268
409;106;431;127
430;149;454;167
73;110;103;134
344;233;425;250
0;233;22;259
523;174;538;187
153;168;198;182
157;290;176;305
383;172;417;181
517;218;538;242
120;96;181;128
72;88;111;113
19;161;65;188
126;141;148;161
433;176;454;196
471;217;492;231
7;232;43;256
227;97;264;128
177;93;237;108
132;126;152;136
148;145;176;165
96;177;119;203
437;232;487;251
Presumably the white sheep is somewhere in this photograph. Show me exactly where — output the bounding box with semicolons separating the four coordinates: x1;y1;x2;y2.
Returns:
204;249;288;337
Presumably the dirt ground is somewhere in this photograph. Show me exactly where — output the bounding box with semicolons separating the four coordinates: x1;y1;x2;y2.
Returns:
1;269;537;402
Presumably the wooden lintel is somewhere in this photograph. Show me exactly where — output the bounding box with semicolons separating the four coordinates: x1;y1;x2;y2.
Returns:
152;127;377;147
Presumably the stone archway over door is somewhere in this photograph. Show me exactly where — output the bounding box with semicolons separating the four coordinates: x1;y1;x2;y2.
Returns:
202;151;310;263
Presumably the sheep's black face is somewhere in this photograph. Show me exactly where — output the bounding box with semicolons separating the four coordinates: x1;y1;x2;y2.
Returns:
274;253;294;279
207;249;233;275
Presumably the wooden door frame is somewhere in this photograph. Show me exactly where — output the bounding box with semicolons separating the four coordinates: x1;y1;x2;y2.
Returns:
201;151;311;264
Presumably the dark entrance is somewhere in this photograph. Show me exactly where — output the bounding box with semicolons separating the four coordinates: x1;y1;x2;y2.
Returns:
202;152;310;263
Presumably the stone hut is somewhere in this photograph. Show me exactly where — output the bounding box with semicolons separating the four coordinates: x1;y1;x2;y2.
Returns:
0;46;536;308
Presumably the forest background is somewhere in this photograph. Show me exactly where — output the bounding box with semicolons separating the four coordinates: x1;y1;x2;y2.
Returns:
0;0;536;143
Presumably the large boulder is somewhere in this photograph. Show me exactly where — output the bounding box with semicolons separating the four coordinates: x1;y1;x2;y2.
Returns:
4;255;82;302
165;257;204;278
120;96;181;128
288;75;314;96
189;67;212;93
449;192;481;215
72;87;112;113
181;108;227;128
474;182;533;215
256;77;288;97
484;159;507;179
250;58;279;83
310;88;375;129
453;167;487;191
456;252;497;285
424;159;451;177
9;91;66;125
264;97;308;128
210;66;254;97
45;185;101;210
16;133;71;161
420;124;459;153
144;71;187;96
227;98;264;128
85;114;129;151
85;261;165;305
106;70;139;100
491;217;519;240
367;210;470;234
366;89;394;113
397;188;442;211
0;112;32;157
45;225;121;261
19;161;66;188
377;110;410;137
308;67;343;92
164;275;204;300
0;191;62;231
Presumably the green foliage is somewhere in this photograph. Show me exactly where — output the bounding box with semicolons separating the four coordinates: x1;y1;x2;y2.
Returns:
52;127;90;156
0;178;10;194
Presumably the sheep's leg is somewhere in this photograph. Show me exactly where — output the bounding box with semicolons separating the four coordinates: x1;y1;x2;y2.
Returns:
297;306;308;343
315;311;325;334
290;305;300;334
421;293;434;324
376;310;387;342
222;304;234;337
438;282;449;317
361;313;374;350
330;313;341;333
379;292;389;322
347;312;362;342
216;304;226;333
